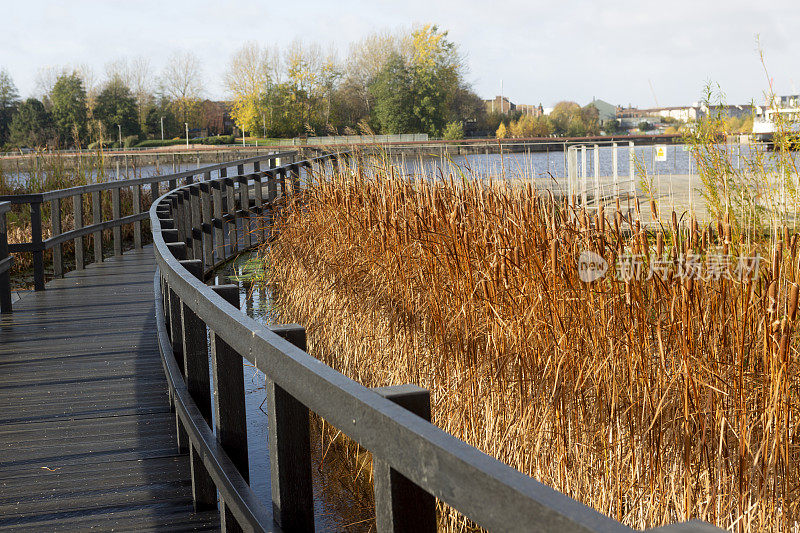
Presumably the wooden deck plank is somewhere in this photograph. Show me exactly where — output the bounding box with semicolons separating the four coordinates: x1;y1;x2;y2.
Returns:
0;248;219;531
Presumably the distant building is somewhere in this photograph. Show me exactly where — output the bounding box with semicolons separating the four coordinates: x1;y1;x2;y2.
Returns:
616;106;642;119
516;103;544;117
700;104;755;120
619;106;699;122
201;100;235;136
589;98;617;121
777;95;800;108
484;96;515;114
753;96;800;136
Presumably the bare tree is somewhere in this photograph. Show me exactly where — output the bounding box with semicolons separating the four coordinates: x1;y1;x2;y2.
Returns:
224;41;277;97
34;65;67;100
161;51;203;125
106;56;153;126
343;30;411;115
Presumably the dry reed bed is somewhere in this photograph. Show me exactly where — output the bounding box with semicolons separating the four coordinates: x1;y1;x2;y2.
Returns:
264;159;799;531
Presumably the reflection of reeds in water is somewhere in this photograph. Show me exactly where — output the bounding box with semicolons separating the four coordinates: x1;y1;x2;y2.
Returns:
229;263;378;532
311;418;376;532
260;154;800;531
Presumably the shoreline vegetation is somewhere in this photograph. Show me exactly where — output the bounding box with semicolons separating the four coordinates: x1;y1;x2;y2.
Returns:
258;106;800;530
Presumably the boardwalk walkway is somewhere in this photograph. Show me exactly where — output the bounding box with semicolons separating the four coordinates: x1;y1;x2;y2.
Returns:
0;248;219;531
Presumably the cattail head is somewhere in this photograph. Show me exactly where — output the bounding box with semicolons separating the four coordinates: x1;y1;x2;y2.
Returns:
656;231;664;258
773;241;783;281
768;280;778;314
789;283;799;321
598;204;605;234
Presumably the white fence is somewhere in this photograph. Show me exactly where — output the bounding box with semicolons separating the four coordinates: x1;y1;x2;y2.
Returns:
566;142;637;210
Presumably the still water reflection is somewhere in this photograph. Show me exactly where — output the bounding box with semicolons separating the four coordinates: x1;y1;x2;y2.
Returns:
212;252;374;532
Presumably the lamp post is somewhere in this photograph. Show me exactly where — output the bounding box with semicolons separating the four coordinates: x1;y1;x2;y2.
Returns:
160;117;165;141
117;124;122;148
185;123;189;149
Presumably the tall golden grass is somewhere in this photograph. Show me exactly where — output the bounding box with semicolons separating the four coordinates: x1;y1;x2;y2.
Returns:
264;154;800;531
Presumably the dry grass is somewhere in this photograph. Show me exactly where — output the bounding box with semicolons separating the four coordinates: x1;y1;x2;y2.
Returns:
262;153;800;531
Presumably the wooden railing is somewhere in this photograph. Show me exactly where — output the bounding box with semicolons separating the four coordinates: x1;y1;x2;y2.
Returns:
0;201;12;313
0;151;297;295
151;152;720;532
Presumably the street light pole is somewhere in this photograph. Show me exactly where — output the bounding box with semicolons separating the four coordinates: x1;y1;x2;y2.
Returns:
160;117;164;141
117;124;122;147
185;123;189;149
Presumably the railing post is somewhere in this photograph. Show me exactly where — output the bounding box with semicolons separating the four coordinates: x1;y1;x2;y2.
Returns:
200;179;213;270
72;194;84;270
179;258;217;511
112;187;122;257
225;174;238;254
167;243;187;374
372;384;437;533
212;180;225;264
237;175;252;249
253;170;265;243
165;244;190;456
92;190;102;264
30;200;45;291
279;168;287;198
50;198;62;278
211;284;248;532
267;170;277;203
179;190;191;253
190;185;202;261
0;207;12;313
151;180;160;206
133;184;142;250
266;324;314;532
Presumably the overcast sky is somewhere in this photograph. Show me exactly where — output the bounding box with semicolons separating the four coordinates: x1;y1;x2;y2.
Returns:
1;0;797;108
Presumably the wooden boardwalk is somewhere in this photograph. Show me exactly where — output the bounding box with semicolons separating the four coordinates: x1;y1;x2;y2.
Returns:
0;248;219;531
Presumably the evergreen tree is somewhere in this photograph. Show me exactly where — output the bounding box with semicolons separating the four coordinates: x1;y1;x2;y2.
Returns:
50;73;88;146
369;54;415;134
0;68;20;146
9;98;53;147
94;76;140;141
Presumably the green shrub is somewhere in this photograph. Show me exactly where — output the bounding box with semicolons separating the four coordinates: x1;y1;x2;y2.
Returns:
443;121;464;140
88;140;115;150
134;135;235;148
134;139;184;148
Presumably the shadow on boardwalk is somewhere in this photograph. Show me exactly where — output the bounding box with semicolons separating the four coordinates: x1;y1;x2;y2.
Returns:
0;247;218;531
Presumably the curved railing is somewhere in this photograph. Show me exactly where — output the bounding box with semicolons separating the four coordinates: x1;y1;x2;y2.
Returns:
150;153;718;532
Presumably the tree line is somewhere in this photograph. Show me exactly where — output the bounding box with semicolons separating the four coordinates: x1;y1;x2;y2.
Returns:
0;52;212;150
495;101;603;138
0;25;498;151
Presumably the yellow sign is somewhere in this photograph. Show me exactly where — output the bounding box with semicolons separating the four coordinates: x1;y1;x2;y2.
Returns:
655;145;667;162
